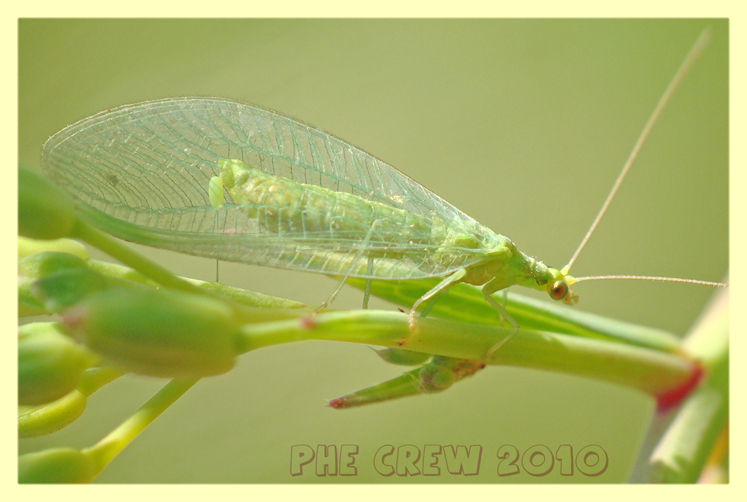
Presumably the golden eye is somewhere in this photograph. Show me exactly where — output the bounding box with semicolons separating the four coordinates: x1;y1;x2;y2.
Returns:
550;281;568;301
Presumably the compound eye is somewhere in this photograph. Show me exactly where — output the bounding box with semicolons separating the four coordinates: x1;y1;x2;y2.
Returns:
550;281;568;301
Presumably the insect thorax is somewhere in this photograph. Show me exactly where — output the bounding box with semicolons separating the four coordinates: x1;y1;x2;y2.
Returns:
457;239;575;303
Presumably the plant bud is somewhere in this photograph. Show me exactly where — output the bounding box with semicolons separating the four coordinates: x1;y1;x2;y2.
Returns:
18;251;88;278
18;166;76;240
63;288;240;377
19;448;96;483
18;236;88;260
18;323;94;406
30;267;108;314
19;390;87;438
18;279;47;312
419;364;456;393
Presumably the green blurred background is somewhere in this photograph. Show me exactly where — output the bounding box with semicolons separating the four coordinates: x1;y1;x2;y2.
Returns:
19;19;727;483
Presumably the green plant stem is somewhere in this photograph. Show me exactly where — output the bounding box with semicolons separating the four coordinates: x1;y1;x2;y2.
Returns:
347;277;682;352
71;218;204;295
86;258;306;310
78;367;125;396
82;378;198;478
647;286;729;482
70;219;311;324
237;310;696;397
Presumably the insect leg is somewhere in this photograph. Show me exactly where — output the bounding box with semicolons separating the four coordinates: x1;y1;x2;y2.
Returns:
360;190;377;311
479;279;520;364
355;220;380;310
419;294;441;318
400;268;467;352
407;268;467;328
500;289;508;328
312;274;349;314
362;257;373;309
316;222;379;314
208;176;224;284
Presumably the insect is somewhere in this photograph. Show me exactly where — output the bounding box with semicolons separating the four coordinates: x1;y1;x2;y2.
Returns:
40;31;725;358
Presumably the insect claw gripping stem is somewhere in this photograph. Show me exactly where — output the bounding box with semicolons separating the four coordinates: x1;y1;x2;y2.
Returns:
310;274;349;316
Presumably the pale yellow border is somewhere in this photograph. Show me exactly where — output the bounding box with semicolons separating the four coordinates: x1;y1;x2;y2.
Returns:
5;2;744;501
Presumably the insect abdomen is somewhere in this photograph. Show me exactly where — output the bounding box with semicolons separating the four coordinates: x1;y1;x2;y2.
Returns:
221;159;436;255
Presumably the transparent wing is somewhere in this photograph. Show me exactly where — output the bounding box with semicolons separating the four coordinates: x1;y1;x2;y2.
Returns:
42;97;503;280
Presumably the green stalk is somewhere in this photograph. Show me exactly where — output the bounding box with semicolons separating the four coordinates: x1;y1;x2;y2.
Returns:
237;310;695;397
82;378;198;478
347;277;682;353
647;287;728;482
69;221;309;324
86;258;307;310
70;218;203;295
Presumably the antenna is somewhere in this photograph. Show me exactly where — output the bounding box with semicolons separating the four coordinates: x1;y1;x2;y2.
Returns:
563;29;713;278
571;275;726;288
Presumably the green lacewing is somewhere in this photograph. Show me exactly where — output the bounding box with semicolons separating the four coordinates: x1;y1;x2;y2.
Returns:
41;96;575;322
40;32;724;337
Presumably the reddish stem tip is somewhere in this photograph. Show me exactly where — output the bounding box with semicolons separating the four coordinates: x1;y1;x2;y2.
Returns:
327;397;348;409
656;361;705;412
